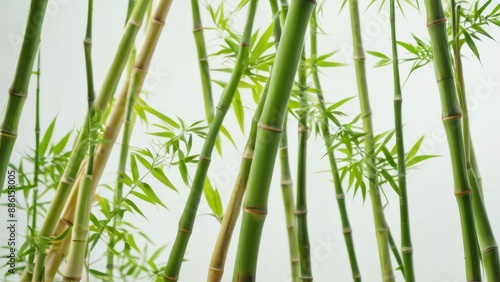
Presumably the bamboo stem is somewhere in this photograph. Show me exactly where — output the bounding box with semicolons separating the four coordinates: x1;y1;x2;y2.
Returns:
451;2;500;279
0;0;49;195
347;0;394;280
191;0;215;123
309;8;361;281
424;0;482;280
232;1;315;280
162;2;259;281
296;51;313;282
388;0;414;280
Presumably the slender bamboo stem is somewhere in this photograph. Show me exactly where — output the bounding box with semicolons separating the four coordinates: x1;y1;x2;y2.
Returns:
232;1;315;281
279;116;301;282
296;51;313;282
63;1;96;279
309;8;361;281
347;0;394;280
451;2;500;279
191;0;215;123
0;0;49;195
388;0;414;280
162;2;258;281
34;1;150;280
424;0;482;280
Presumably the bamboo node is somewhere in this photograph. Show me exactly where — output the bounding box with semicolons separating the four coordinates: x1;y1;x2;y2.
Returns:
482;245;498;253
427;17;447;27
179;227;192;234
240;42;250;47
295;209;308;215
199;57;208;62
152;17;166;25
436;75;453;83
216;104;229;113
128;19;141;27
134;65;148;73
336;193;345;200
208;266;224;273
62;275;82;281
377;227;389;234
361;110;372;119
298;125;309;134
281;179;293;186
343;228;352;234
353;54;365;60
442;112;462;121
8;88;27;99
199;155;211;161
0;130;17;138
193;24;203;32
258;122;282;133
454;189;471;196
61;217;74;226
401;247;413;253
244;207;268;215
162;274;179;281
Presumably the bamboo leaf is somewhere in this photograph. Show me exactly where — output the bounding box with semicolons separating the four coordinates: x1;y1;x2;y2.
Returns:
138;182;167;209
51;130;72;155
40;117;57;156
152;167;177;192
380;169;399;195
232;89;245;132
406;136;424;160
203;178;223;221
130;154;139;183
406;155;439;167
463;30;481;61
124;199;147;219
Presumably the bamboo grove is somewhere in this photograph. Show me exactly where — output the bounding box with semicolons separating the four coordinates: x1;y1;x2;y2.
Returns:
0;0;499;281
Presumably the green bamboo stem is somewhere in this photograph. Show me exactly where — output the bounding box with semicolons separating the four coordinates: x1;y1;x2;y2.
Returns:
32;2;150;280
232;1;315;281
424;0;482;280
191;0;215;123
388;0;414;280
296;51;313;282
207;80;270;282
387;230;404;277
451;2;500;279
162;2;259;281
347;0;394;281
279;116;300;282
63;1;96;279
309;8;361;281
0;0;49;195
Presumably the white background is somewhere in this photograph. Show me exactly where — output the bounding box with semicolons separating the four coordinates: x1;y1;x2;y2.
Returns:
1;0;500;281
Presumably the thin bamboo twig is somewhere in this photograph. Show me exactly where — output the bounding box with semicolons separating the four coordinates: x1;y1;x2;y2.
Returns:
162;1;259;281
389;0;414;280
0;0;49;195
295;51;313;282
63;1;96;279
34;1;150;280
451;2;500;279
347;0;394;280
309;7;361;281
232;1;315;280
424;0;482;280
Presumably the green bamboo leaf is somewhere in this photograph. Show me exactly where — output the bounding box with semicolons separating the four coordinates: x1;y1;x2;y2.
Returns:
130;154;139;183
406;135;424;160
232;89;245;132
138;182;167;209
152;167;177;192
144;106;179;129
316;61;347;67
39;117;57;156
380;169;399;195
89;269;109;278
135;153;152;170
463;30;481;61
250;22;274;62
126;234;140;251
203;178;223;220
51;130;72;155
406;154;439;167
124;199;147;219
381;146;397;169
219;125;237;148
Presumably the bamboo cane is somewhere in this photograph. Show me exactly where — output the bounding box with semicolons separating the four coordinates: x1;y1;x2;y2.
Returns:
309;8;361;281
43;1;173;280
424;0;481;280
162;2;258;281
0;0;49;195
232;1;315;281
388;0;414;280
295;51;313;282
191;0;215;123
347;0;394;280
62;1;96;280
451;2;500;280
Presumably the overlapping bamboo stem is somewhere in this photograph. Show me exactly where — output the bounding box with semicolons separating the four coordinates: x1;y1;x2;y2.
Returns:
162;1;259;281
451;2;500;279
347;0;394;280
232;1;315;281
0;0;49;194
388;0;414;279
309;8;361;281
424;0;482;280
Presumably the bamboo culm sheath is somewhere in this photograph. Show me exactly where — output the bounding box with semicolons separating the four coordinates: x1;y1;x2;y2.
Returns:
389;0;414;280
232;1;315;281
162;1;258;281
424;0;482;280
0;0;49;196
347;0;394;280
309;7;361;281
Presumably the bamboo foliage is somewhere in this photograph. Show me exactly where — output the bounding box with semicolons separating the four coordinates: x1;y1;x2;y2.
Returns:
424;0;482;280
232;1;315;280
